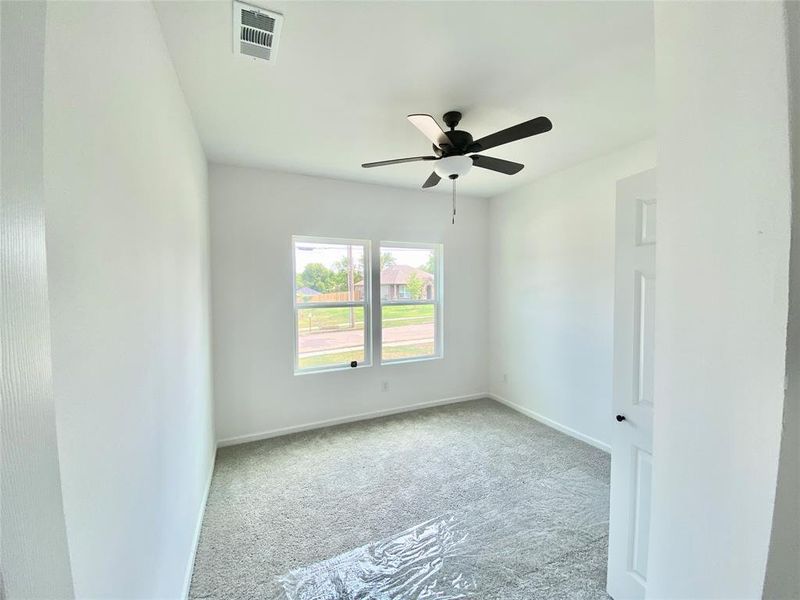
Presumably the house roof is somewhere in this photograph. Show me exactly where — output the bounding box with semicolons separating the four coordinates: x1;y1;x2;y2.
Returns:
296;287;321;295
383;265;433;285
356;265;433;286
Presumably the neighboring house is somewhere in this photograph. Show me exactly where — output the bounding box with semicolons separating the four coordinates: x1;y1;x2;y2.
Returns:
296;286;321;301
356;265;434;300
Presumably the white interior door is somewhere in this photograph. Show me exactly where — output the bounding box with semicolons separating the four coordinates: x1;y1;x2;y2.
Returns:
607;169;656;599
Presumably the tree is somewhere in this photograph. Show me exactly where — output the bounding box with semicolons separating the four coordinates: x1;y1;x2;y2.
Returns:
380;252;397;270
406;272;425;300
419;253;436;274
297;263;335;292
331;256;363;288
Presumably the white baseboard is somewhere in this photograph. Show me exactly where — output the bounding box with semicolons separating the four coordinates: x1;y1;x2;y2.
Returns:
182;453;215;599
488;392;611;454
216;392;489;448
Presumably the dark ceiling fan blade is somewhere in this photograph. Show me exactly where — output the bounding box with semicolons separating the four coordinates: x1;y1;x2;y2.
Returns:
470;116;552;153
407;114;449;146
471;155;525;175
422;171;441;188
361;156;438;168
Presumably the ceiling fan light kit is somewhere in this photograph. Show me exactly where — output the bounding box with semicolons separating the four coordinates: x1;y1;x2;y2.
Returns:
362;110;552;223
434;155;473;179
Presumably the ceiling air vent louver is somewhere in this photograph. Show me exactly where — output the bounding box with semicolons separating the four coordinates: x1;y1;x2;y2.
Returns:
233;1;283;63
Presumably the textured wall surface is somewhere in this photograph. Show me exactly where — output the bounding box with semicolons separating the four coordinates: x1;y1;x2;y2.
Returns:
0;1;74;597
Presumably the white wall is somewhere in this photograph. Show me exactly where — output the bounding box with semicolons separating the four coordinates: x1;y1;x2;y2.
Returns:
487;140;656;450
209;164;488;443
43;2;213;598
647;3;793;598
764;3;800;597
0;2;74;596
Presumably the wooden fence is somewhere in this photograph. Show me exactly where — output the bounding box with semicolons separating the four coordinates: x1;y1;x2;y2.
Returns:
297;289;364;303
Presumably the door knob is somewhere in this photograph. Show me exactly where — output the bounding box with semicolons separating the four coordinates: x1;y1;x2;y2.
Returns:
615;414;626;422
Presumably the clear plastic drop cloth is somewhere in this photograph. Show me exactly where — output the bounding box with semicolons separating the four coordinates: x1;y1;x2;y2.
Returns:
277;465;610;600
276;515;477;599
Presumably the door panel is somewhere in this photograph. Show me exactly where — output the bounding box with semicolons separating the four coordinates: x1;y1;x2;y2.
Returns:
634;272;656;408
607;169;656;600
630;446;653;582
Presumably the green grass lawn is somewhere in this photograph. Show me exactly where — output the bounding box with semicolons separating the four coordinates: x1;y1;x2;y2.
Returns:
298;342;436;369
382;342;435;361
383;304;434;325
298;304;434;332
299;349;364;369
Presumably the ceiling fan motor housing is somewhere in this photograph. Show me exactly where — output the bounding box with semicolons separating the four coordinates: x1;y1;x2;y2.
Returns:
441;130;474;154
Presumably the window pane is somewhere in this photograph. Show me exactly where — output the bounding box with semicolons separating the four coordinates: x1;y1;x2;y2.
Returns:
380;247;436;301
295;241;365;303
381;304;435;361
297;307;365;370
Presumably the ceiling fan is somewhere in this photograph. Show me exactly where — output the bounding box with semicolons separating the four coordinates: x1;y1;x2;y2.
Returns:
361;111;553;189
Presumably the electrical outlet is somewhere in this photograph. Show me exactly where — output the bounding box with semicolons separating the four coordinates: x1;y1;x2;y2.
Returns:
381;381;389;392
503;373;509;384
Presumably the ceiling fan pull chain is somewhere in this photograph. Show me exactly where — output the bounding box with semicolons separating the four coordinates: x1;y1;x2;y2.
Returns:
452;178;457;224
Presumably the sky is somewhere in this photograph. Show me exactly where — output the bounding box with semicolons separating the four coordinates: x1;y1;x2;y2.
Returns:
294;242;432;274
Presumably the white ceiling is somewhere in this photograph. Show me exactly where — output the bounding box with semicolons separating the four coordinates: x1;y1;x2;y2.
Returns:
155;1;654;198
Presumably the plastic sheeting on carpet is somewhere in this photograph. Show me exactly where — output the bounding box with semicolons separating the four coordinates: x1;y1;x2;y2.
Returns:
277;515;476;599
277;465;609;600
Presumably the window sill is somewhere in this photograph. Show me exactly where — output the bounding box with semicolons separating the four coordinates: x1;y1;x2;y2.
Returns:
381;354;443;367
294;362;372;376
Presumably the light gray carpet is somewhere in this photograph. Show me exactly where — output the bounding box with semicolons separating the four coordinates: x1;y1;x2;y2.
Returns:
189;399;611;599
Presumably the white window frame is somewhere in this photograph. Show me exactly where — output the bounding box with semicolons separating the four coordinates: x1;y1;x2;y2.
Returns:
379;241;443;365
292;235;372;375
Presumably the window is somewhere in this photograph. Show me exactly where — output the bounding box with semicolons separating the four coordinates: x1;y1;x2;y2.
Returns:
380;243;442;363
293;236;371;374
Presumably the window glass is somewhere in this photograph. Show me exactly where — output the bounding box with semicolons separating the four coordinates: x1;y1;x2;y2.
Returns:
297;307;365;370
379;244;441;363
293;237;370;373
294;241;365;303
381;304;436;361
